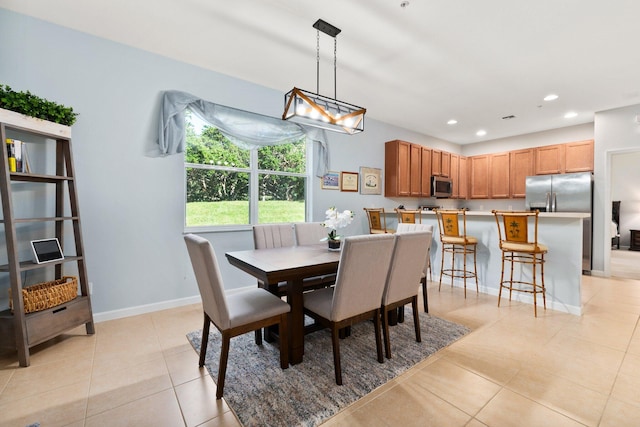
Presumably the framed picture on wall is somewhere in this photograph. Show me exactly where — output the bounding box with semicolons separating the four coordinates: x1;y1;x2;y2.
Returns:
341;171;359;192
321;171;340;190
359;167;382;195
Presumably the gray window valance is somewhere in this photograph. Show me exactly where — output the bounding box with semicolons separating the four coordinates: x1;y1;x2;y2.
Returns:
157;90;329;177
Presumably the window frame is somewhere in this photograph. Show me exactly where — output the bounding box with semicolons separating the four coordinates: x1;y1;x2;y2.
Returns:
183;123;311;233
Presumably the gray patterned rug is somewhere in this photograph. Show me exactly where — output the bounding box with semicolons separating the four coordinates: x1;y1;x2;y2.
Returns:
186;309;469;427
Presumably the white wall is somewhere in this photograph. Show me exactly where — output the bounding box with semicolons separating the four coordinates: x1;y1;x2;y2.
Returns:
611;152;640;247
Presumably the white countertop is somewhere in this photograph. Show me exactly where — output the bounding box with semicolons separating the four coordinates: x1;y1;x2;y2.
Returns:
385;210;590;219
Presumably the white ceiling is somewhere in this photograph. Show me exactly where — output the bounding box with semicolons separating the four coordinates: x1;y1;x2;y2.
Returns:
3;0;640;144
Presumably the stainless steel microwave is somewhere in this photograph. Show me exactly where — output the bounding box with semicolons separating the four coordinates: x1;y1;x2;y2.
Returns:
431;176;453;198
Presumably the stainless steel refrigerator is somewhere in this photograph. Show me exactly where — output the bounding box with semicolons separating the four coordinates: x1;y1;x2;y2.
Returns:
525;172;593;273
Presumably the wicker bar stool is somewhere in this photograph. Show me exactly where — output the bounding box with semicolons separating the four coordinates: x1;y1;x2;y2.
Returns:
492;210;548;317
363;208;395;234
395;208;422;224
434;209;479;298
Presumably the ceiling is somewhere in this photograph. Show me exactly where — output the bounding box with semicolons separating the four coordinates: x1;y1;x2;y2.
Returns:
3;0;640;144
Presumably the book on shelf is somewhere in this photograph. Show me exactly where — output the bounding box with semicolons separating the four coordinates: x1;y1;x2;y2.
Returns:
5;138;29;173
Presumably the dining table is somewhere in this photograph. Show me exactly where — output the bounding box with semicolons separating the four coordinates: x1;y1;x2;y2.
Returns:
225;244;341;364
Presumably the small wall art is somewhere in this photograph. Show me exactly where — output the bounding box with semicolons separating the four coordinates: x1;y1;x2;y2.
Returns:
321;171;340;190
359;167;382;195
340;171;359;192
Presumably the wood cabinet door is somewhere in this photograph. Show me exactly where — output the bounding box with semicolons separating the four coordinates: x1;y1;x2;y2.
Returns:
489;152;510;198
509;149;534;198
432;149;442;176
385;140;411;197
410;143;422;196
535;144;565;175
450;154;459;198
564;139;594;172
459;156;468;200
421;147;432;197
441;152;451;178
469;155;490;199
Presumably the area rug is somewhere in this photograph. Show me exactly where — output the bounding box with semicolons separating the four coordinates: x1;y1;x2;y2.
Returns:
186;309;469;427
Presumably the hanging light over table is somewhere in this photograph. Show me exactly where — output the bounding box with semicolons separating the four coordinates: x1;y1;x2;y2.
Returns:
283;19;366;135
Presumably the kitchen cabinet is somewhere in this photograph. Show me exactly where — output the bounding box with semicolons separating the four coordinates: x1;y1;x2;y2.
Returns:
409;143;422;196
489;152;510;198
509;148;534;198
535;144;566;175
459;156;468;200
420;147;432;197
385;140;423;197
432;150;451;177
450;154;459;198
441;151;451;177
469;155;490;199
564;139;594;173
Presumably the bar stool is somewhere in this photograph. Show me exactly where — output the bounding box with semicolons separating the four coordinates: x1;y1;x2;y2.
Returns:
395;208;422;224
434;209;479;298
363;208;395;234
492;210;548;317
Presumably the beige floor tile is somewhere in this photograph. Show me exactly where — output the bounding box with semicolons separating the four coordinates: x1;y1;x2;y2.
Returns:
476;388;585;427
543;331;626;370
175;375;232;427
197;410;243;427
85;388;184;427
618;352;640;378
0;380;89;427
347;381;471;427
506;367;608;426
611;372;640;407
87;357;173;417
410;358;501;416
165;346;208;386
464;419;489;427
439;340;521;386
0;356;93;405
628;328;640;356
599;397;640;427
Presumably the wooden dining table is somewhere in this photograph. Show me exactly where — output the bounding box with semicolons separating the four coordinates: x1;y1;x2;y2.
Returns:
225;244;340;364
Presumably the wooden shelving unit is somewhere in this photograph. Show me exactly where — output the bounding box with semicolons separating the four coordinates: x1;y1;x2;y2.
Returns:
0;109;94;367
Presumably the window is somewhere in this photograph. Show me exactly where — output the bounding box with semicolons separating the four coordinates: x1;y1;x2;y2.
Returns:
184;111;307;228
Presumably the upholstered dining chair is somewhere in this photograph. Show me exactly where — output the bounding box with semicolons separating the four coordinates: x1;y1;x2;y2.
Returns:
294;221;327;246
381;231;432;359
303;234;396;385
363;208;394;234
395;223;434;313
183;234;290;399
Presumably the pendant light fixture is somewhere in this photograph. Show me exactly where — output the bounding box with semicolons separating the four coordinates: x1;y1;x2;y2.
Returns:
283;19;366;135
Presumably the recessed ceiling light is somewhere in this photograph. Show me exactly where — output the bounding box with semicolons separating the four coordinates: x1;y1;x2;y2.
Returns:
544;94;559;101
447;119;458;125
564;111;578;118
476;130;487;137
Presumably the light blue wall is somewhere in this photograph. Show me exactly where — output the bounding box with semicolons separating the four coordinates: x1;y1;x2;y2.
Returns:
0;9;451;316
2;8;625;316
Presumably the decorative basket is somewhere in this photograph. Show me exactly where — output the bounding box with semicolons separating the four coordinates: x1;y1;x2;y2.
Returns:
9;276;78;314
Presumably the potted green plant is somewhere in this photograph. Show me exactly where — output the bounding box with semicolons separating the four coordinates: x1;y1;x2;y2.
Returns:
0;84;78;126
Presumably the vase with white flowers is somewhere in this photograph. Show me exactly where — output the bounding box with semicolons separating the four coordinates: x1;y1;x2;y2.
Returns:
321;207;355;251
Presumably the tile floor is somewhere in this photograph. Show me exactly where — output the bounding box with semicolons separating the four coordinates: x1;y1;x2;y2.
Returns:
1;274;640;426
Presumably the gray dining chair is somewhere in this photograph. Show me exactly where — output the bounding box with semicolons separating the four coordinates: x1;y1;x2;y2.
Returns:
184;234;290;399
294;222;327;246
381;231;432;359
303;233;396;385
396;223;434;312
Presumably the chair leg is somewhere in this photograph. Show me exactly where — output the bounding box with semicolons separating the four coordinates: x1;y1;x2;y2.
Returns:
278;313;289;369
463;245;468;298
421;276;429;313
438;246;446;291
412;297;421;343
541;253;547;310
373;308;384;363
498;253;505;307
382;307;391;359
254;329;262;345
216;331;231;400
199;313;211;367
473;245;479;294
331;325;343;385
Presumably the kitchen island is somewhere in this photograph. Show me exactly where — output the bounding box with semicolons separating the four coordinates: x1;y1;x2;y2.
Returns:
384;210;588;315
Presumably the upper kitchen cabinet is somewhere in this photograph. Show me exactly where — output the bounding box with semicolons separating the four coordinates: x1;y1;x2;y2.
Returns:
432;149;451;177
564;139;594;173
421;147;432;197
458;156;469;200
510;148;535;198
534;143;565;175
385;140;422;197
489;152;510;198
469;155;490;199
450;154;459;198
